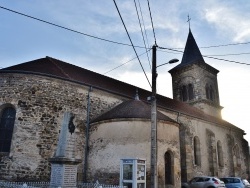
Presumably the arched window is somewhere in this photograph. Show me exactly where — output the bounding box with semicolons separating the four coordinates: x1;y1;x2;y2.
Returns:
233;144;240;167
210;86;214;101
205;84;215;101
193;136;201;166
217;141;224;167
165;151;174;185
0;107;16;153
188;84;194;100
181;85;188;102
181;84;194;102
206;84;210;99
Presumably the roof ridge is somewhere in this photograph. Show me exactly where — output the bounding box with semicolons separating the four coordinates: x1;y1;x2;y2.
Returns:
46;56;73;80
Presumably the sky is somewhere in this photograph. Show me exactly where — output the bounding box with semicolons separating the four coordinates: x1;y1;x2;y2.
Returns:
1;0;250;142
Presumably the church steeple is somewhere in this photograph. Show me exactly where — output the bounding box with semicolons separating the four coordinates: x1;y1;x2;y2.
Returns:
170;29;205;71
169;29;223;118
181;30;205;66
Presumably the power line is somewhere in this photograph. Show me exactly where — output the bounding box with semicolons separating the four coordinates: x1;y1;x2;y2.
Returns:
113;0;152;88
204;52;250;56
147;0;157;45
159;48;250;56
2;5;249;67
2;5;250;52
0;5;145;49
137;0;151;70
133;0;151;70
103;49;151;75
203;55;250;66
158;46;250;66
168;41;250;50
200;41;250;49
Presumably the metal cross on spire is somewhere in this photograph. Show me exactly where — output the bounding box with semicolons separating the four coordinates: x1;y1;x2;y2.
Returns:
187;14;191;30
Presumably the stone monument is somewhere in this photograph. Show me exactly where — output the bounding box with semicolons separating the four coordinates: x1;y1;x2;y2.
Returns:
49;112;82;188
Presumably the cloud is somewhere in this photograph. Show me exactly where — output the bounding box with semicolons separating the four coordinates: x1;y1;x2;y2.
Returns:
203;3;250;42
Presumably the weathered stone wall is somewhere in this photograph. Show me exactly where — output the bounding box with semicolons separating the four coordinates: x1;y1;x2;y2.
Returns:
177;113;248;180
0;73;122;181
88;120;180;187
0;72;248;184
171;64;221;118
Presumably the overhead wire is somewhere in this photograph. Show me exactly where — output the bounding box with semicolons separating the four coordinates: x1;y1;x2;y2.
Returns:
146;0;157;45
203;52;250;56
1;5;250;68
158;46;250;66
165;41;250;50
200;41;250;49
2;5;250;51
113;0;152;88
0;5;145;49
203;55;250;66
138;0;152;69
103;49;151;75
133;0;152;70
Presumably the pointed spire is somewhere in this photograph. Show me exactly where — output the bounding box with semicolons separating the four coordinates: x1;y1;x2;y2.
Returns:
180;29;205;66
169;29;206;73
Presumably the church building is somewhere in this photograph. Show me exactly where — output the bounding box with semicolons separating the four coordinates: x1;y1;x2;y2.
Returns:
0;29;249;188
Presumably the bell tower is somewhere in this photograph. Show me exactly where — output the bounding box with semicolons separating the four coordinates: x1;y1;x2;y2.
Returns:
169;29;223;118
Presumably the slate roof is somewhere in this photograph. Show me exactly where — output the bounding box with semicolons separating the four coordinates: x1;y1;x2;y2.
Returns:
91;98;177;124
0;56;241;131
169;29;219;74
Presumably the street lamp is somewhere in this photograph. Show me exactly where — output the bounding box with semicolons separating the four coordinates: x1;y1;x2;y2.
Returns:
150;44;179;188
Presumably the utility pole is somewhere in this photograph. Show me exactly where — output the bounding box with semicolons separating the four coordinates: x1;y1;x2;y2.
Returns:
150;44;178;188
150;44;158;188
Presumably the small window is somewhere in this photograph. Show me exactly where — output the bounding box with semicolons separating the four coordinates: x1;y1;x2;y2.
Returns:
188;84;194;100
217;141;224;167
205;84;215;101
194;136;201;166
182;85;188;102
0;107;16;152
210;86;214;101
206;84;210;99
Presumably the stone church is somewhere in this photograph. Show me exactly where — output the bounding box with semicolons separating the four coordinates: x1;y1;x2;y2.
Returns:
0;29;249;187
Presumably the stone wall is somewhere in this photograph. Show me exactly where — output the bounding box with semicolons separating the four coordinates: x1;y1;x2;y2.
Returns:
177;113;248;180
0;73;122;181
0;72;248;184
89;120;180;187
171;64;221;118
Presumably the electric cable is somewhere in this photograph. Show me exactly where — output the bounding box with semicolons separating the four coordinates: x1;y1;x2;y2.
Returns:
147;0;157;45
113;0;152;88
137;0;152;70
203;55;250;66
133;0;152;71
1;6;249;67
204;52;250;56
158;46;250;66
103;49;151;75
0;5;145;49
2;5;250;51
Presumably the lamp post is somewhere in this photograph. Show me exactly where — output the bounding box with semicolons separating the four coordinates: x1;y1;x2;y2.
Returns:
150;44;179;188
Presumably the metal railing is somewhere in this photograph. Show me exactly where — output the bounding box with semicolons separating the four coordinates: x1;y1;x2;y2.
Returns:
0;181;125;188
